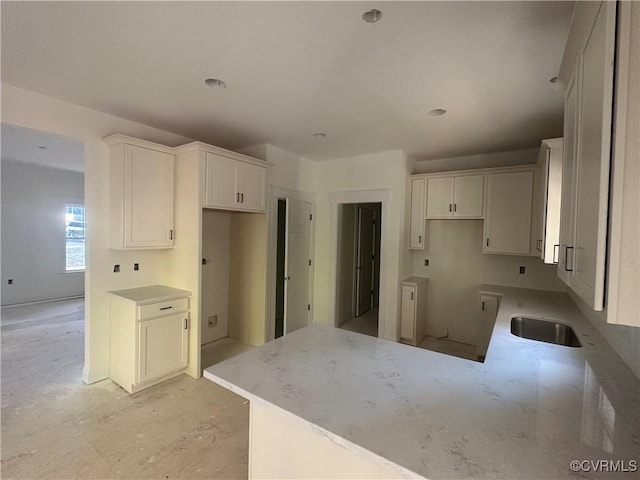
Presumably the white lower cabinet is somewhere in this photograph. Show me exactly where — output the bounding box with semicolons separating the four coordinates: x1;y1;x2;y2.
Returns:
484;171;534;255
138;313;189;384
477;294;499;360
109;286;191;393
399;277;428;346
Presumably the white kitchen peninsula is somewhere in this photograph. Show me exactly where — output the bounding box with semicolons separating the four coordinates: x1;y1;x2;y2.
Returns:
204;287;639;479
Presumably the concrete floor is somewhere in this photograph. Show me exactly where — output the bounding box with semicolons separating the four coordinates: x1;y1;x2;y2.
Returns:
201;337;254;372
1;298;250;480
339;308;477;362
339;308;379;337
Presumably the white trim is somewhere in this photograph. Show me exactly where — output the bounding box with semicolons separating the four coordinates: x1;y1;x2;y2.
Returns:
1;294;84;308
328;189;391;340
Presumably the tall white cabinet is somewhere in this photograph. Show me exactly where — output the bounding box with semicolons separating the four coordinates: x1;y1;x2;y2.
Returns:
105;135;175;249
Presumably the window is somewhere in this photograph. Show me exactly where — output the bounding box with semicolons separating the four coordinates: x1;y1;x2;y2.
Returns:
65;205;85;271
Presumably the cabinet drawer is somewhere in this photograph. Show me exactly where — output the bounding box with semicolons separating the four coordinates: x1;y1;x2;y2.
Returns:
138;297;189;320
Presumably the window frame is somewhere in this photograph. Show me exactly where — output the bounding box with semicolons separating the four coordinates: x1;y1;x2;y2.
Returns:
64;203;86;273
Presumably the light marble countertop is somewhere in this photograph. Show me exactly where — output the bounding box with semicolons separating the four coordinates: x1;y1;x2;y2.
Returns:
107;284;191;304
204;286;640;479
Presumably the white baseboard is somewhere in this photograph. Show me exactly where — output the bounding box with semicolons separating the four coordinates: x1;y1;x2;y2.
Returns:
82;364;109;384
1;295;85;308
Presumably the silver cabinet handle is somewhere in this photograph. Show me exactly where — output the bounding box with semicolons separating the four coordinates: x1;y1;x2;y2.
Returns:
159;306;172;311
410;291;414;300
449;204;452;212
184;318;189;330
241;193;244;203
418;235;422;244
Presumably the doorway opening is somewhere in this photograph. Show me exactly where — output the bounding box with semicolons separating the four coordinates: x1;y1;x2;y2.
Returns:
336;203;381;337
274;197;313;339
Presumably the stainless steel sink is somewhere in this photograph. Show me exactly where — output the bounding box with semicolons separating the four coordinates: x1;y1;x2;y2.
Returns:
510;317;581;347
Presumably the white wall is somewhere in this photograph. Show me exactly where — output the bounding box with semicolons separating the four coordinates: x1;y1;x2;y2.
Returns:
201;210;231;345
414;148;537;174
1;160;85;305
313;150;412;341
1;84;192;383
411;220;565;345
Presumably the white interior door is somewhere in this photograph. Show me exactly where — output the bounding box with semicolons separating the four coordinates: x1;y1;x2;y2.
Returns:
284;198;312;335
355;207;375;317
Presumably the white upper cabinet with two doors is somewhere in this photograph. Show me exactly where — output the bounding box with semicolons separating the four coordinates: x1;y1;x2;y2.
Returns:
426;175;484;219
205;152;266;212
105;135;175;250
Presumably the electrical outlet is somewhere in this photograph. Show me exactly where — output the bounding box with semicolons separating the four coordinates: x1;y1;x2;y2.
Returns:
133;263;139;271
113;264;120;273
8;279;13;285
424;259;429;266
208;315;218;328
519;266;526;274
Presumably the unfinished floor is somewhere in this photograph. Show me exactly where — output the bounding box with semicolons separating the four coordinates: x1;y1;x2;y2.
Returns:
1;298;249;480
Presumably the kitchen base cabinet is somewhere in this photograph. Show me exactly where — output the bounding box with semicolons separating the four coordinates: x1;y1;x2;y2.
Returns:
477;294;499;360
109;286;191;394
399;277;428;346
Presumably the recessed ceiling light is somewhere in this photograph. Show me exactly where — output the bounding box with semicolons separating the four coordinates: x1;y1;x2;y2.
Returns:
313;132;327;138
37;146;47;149
204;78;227;89
549;76;558;83
362;9;382;23
427;108;447;116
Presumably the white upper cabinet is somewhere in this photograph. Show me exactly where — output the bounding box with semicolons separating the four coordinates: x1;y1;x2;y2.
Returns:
536;138;563;264
484;171;533;255
205;152;266;212
558;1;616;311
606;1;640;327
409;178;426;250
105;135;175;250
426;174;483;219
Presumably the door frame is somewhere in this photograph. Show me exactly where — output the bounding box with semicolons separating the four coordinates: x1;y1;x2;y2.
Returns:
267;186;315;342
328;190;390;339
355;205;376;317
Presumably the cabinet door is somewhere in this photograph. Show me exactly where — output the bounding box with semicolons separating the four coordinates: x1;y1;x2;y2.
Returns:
571;1;615;311
205;153;238;209
124;144;174;248
400;285;416;341
237;162;266;212
477;295;498;359
426;177;454;218
558;73;579;284
138;313;188;384
484;171;533;255
542;139;563;264
453;175;484;218
409;178;426;249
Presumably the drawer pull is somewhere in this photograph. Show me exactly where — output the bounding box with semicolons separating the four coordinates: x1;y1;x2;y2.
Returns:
160;306;173;311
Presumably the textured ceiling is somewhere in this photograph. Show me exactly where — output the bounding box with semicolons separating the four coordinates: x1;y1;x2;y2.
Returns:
1;1;573;162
